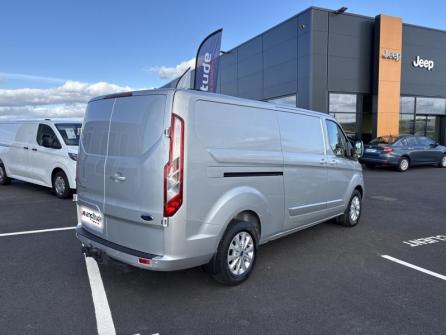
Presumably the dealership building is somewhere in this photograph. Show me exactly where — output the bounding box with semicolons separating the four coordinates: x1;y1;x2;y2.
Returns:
167;6;446;144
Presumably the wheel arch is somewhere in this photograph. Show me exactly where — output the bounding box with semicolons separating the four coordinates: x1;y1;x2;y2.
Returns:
203;186;269;247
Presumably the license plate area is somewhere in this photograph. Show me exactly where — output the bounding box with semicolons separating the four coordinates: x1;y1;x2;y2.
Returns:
366;148;377;153
78;205;104;231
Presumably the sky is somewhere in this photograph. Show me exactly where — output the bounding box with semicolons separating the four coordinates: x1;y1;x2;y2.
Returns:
1;0;446;119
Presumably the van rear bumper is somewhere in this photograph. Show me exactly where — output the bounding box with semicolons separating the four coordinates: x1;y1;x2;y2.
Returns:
76;225;213;271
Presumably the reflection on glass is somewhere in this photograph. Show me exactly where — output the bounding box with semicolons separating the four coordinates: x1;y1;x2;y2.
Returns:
400;96;415;115
329;93;357;135
426;116;440;142
329;93;357;113
268;94;297;106
399;114;414;135
415;115;441;142
416;97;446;115
330;112;356;134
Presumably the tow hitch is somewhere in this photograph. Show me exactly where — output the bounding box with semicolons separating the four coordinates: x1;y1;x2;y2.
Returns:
82;245;103;263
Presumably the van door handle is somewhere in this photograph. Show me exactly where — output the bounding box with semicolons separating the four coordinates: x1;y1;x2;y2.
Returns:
329;159;337;166
32;148;37;152
23;146;29;150
111;173;126;182
319;158;326;165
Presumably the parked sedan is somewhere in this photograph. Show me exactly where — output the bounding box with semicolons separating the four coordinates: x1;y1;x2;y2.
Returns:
360;135;446;172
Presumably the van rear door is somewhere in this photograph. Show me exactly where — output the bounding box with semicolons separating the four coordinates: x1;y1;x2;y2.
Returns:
103;94;167;255
78;98;115;220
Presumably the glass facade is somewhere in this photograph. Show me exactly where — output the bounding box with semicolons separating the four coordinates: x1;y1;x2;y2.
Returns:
329;93;357;135
267;94;297;106
416;97;446;115
400;96;445;142
399;96;415;134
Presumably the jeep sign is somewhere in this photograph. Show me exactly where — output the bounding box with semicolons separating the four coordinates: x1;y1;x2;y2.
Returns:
382;49;401;61
413;56;434;71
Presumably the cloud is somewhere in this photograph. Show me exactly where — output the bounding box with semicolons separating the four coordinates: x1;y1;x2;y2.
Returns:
0;80;134;120
148;58;195;79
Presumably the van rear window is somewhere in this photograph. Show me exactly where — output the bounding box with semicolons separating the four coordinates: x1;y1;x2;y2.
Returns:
81;95;166;156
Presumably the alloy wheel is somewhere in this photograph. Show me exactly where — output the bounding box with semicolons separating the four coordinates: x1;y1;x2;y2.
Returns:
349;196;361;222
227;231;255;276
54;176;66;196
400;159;409;171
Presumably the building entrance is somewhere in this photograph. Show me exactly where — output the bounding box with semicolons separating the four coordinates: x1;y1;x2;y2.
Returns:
415;115;442;143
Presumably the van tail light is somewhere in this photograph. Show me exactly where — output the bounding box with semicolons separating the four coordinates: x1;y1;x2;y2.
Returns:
383;147;393;153
163;114;184;217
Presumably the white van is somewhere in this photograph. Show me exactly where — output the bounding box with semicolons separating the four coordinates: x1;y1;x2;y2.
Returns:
76;89;364;285
0;119;82;198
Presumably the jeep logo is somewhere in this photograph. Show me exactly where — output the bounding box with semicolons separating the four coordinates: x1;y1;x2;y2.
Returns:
382;49;401;62
413;56;434;71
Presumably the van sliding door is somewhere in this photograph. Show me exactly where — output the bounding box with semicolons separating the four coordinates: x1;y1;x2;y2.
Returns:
278;112;328;229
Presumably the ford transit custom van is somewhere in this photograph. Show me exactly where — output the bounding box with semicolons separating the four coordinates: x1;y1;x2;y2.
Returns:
0;119;82;198
76;89;364;285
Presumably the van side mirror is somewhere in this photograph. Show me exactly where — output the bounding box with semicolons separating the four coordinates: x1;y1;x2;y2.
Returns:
354;141;364;158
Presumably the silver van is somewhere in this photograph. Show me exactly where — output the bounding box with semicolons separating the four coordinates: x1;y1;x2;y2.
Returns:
76;89;364;285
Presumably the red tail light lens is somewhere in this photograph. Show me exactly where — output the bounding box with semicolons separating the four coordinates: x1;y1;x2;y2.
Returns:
383;147;393;153
163;114;184;217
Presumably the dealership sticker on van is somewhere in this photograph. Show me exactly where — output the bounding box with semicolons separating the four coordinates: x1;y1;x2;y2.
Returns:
79;206;103;230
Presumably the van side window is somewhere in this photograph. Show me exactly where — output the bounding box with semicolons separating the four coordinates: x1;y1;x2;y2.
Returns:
278;112;324;154
326;120;348;157
37;124;61;149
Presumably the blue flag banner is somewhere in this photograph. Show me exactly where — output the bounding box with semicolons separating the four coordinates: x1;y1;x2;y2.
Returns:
193;29;222;93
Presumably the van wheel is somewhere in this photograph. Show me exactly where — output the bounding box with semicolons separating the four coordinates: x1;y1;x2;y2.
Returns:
52;171;71;199
397;157;410;172
211;220;258;286
336;190;362;227
0;161;11;185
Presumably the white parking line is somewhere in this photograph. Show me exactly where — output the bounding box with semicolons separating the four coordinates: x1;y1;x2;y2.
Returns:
0;226;76;237
84;255;116;335
381;255;446;281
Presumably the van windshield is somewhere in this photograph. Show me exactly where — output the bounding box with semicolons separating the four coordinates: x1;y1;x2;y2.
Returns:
55;123;82;146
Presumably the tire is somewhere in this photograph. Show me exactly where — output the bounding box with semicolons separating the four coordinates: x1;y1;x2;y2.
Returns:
438;154;446;168
336;190;362;227
211;220;258;286
0;161;11;185
52;171;71;199
396;157;410;172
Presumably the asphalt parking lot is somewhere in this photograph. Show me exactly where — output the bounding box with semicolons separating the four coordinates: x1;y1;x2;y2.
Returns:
1;167;445;335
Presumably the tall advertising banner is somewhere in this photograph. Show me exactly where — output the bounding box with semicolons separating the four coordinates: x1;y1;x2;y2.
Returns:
193;29;223;92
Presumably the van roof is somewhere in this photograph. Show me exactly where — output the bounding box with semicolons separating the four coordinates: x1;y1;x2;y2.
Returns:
0;118;83;124
89;88;334;120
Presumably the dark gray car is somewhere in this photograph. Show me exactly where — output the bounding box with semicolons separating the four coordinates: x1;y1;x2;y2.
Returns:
360;135;446;172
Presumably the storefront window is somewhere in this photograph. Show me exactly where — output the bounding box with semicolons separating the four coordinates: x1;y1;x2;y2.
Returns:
268;94;297;106
329;93;357;135
416;97;446;115
400;97;415;134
